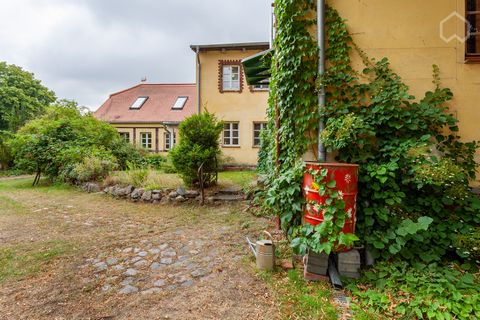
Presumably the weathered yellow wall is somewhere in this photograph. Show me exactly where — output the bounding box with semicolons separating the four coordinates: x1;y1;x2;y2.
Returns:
327;0;480;185
111;123;178;154
199;50;269;165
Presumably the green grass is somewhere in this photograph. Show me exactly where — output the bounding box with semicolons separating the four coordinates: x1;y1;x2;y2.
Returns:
0;240;74;283
0;177;74;192
218;170;257;188
0;195;27;215
260;269;338;320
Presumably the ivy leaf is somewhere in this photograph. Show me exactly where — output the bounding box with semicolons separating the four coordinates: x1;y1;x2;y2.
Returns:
327;180;336;188
417;216;433;230
373;241;385;249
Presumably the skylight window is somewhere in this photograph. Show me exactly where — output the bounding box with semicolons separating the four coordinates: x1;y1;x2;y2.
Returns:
172;96;188;110
130;97;148;109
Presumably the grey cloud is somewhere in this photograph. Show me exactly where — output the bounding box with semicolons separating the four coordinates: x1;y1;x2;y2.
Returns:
0;0;271;110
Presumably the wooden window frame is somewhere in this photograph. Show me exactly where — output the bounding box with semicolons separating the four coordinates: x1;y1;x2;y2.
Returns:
466;0;480;62
223;122;240;147
218;60;244;93
253;122;267;148
140;132;152;149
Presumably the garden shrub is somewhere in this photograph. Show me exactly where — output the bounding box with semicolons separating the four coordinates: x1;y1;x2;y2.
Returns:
0;131;13;169
70;154;118;183
170;112;223;186
9;105;137;185
109;137;145;170
144;153;167;169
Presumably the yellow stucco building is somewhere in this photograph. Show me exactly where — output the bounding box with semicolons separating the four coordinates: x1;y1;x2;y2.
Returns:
331;0;479;184
190;42;270;166
243;0;479;181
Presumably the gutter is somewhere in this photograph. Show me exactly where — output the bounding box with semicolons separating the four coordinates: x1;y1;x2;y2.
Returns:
317;0;327;162
195;46;201;114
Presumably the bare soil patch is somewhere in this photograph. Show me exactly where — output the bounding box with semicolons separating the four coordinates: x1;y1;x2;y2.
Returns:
0;178;278;319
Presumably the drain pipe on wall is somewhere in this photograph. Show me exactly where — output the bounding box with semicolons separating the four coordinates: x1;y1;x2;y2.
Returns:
195;46;201;114
317;0;327;162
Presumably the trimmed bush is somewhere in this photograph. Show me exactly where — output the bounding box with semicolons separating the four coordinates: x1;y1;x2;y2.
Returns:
169;112;223;186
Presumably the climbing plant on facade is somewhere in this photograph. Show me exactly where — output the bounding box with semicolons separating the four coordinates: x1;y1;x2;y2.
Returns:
260;1;480;263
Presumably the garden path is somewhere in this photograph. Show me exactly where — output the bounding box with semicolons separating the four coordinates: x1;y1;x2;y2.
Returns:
0;178;278;319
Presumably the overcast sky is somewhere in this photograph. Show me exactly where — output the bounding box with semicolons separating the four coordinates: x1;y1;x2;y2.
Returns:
0;0;271;111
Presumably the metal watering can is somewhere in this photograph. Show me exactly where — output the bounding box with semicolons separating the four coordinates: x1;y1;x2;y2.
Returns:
246;231;275;271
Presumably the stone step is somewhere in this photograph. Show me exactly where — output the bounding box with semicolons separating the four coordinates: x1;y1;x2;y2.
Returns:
211;194;244;202
217;186;242;195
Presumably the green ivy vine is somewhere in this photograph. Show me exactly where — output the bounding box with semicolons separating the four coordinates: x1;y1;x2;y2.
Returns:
259;0;480;264
291;167;359;255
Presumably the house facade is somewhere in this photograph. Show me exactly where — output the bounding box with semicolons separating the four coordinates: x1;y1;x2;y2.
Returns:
190;42;270;166
244;0;480;182
330;0;480;184
94;83;196;153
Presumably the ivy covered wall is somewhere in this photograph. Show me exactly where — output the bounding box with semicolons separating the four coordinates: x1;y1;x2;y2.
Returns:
260;0;480;263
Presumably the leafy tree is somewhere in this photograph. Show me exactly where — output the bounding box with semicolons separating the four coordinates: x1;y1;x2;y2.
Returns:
9;105;139;185
170;112;223;186
0;62;56;132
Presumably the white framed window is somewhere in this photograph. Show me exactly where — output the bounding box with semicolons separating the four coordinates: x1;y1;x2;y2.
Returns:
164;132;171;150
253;122;267;147
140;132;152;149
120;132;130;143
172;96;188;110
222;65;240;91
130;97;148;109
223;122;239;146
164;131;177;151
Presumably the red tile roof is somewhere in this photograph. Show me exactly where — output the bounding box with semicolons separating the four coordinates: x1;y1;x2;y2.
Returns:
94;83;196;124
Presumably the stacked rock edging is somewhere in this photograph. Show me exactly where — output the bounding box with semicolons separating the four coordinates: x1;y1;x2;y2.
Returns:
82;183;247;205
101;185;200;204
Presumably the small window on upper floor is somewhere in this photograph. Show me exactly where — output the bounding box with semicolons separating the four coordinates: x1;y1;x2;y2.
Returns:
172;96;188;110
222;65;240;91
466;0;480;60
130;97;148;109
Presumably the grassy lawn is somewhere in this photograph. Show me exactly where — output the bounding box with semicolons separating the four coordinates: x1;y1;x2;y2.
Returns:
108;169;257;190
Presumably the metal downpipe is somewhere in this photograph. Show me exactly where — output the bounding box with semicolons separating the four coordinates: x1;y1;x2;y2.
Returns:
196;46;201;114
317;0;327;162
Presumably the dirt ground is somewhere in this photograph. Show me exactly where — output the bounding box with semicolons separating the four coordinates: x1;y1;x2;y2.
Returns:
0;178;280;320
